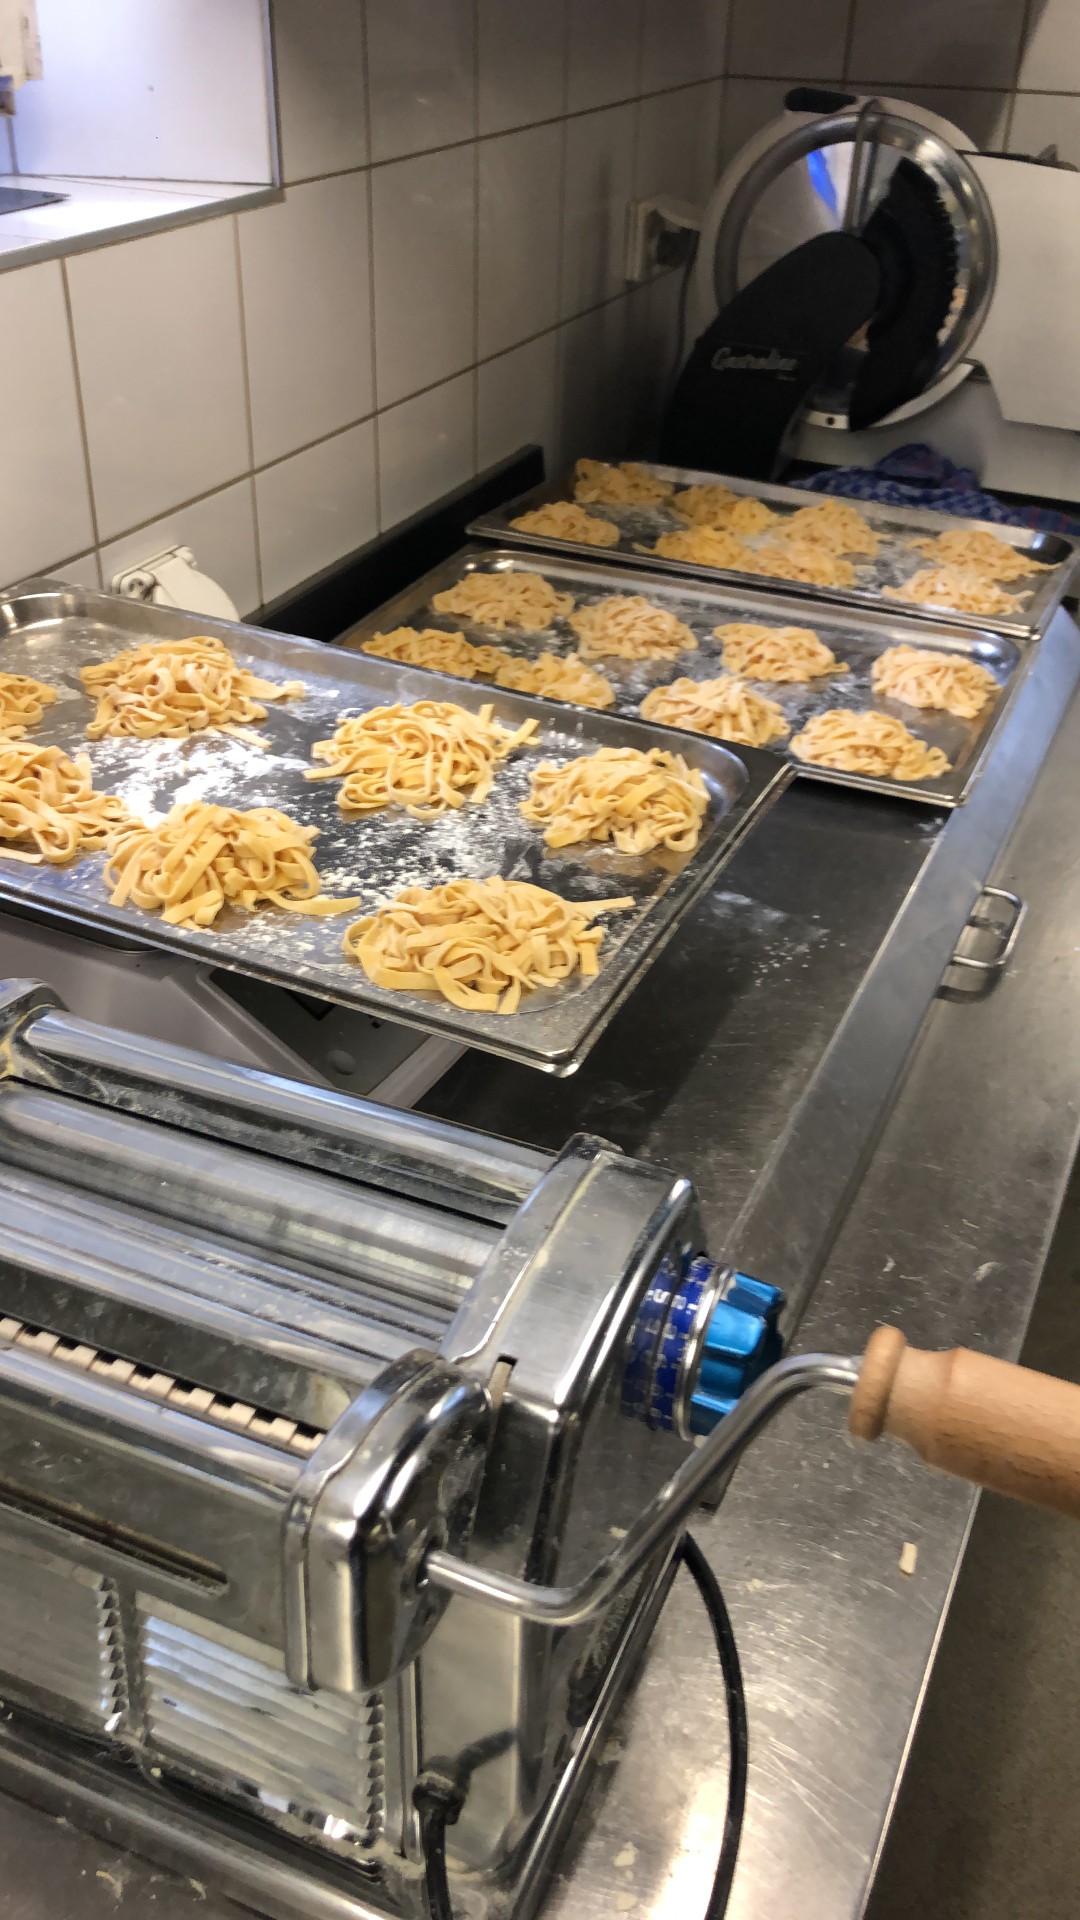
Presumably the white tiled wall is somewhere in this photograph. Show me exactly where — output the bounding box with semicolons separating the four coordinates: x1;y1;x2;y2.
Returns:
722;0;1080;168
0;0;731;618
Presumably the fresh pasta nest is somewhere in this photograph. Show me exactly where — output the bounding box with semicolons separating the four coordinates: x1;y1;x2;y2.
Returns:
574;459;673;506
521;746;709;855
750;538;857;588
0;671;58;740
672;484;775;535
361;627;508;680
640;674;789;748
791;709;949;781
431;571;574;629
510;500;620;547
885;566;1026;617
871;645;997;720
909;528;1049;583
783;500;879;556
491;652;615;709
714;622;845;682
0;741;129;863
81;636;303;740
343;875;634;1015
650;526;757;571
104;802;358;927
569;595;697;661
670;483;738;524
306;699;537;820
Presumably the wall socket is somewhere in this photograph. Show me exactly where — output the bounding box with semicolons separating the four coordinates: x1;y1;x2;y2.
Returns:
625;195;703;283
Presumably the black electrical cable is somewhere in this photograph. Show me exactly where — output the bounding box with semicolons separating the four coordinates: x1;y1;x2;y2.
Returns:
677;1531;749;1919
413;1758;465;1920
413;1533;747;1920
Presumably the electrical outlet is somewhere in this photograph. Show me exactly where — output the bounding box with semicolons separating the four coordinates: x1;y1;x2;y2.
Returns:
625;195;703;283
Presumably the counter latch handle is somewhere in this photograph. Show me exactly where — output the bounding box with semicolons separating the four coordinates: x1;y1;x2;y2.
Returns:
948;884;1025;979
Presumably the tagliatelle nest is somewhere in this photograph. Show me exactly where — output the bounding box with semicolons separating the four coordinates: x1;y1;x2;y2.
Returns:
510;500;620;548
520;745;709;854
104;801;359;926
430;570;575;629
790;709;949;781
783;499;880;556
885;566;1027;617
750;538;857;588
361;627;508;680
306;699;537;820
0;741;129;864
714;622;845;683
648;526;759;571
569;595;698;661
909;527;1051;583
574;459;674;506
0;671;58;740
672;485;777;535
639;675;789;747
81;636;303;740
491;652;615;709
871;645;997;720
342;875;634;1014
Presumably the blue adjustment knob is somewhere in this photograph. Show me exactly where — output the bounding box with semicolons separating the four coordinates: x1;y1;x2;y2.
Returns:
621;1255;784;1438
687;1269;784;1436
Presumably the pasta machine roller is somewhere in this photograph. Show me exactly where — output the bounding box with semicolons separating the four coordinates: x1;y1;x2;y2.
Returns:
2;979;1080;1920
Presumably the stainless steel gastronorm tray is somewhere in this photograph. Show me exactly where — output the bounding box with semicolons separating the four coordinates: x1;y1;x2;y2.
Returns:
341;546;1031;808
0;581;786;1075
469;461;1078;643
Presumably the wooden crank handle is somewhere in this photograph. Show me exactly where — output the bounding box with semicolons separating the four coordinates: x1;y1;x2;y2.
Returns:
849;1324;1080;1520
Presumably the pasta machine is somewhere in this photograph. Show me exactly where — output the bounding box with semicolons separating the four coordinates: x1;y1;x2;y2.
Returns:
1;978;1079;1920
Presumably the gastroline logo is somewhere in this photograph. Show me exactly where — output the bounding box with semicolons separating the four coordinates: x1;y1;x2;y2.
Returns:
710;345;800;379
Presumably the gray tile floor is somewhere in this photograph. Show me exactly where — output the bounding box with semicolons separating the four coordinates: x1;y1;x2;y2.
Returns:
866;1173;1080;1920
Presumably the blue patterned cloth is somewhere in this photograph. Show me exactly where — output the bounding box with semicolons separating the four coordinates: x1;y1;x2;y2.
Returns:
793;443;1080;539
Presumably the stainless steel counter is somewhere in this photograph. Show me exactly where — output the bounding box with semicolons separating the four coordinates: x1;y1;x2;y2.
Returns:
3;614;1080;1920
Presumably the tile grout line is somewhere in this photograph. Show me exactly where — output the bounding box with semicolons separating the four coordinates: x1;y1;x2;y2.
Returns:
632;0;646;98
470;0;480;477
721;71;1033;96
231;211;264;608
94;468;256;555
359;0;382;534
40;278;653;583
34;544;105;581
58;255;104;589
552;0;574;470
1005;0;1039;150
840;0;859;84
717;0;741;181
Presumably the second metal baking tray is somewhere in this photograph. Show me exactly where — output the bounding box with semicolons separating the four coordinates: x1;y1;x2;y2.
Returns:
469;462;1076;643
0;581;786;1076
340;546;1031;807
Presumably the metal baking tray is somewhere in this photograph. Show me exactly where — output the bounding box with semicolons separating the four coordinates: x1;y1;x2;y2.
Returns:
340;546;1031;808
0;581;786;1076
469;461;1077;643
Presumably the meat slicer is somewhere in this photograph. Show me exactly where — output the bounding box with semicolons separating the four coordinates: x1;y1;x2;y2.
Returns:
0;978;1077;1920
664;89;1080;503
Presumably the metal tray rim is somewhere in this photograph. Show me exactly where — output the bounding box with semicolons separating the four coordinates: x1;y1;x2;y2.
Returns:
340;545;1035;809
0;578;788;1076
468;461;1078;643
